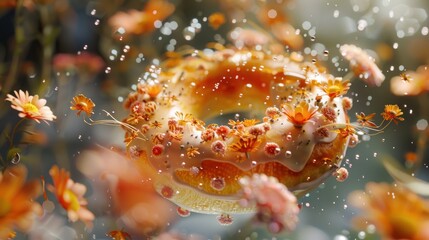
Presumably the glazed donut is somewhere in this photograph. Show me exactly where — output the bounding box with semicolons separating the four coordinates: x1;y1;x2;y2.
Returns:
123;46;354;214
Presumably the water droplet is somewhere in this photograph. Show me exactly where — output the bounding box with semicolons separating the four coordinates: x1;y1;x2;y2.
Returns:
417;119;428;130
302;21;312;30
183;27;196;41
43;200;55;213
422;26;429;36
334;235;348;240
90;9;96;16
105;67;111;74
285;150;292;158
11;153;20;164
123;45;130;52
323;50;329;56
333;10;339;18
94;19;100;26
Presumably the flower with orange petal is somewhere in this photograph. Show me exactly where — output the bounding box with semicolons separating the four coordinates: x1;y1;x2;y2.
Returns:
76;147;173;235
108;0;174;35
186;146;200;158
48;165;94;227
70;94;95;117
6;90;56;124
229;137;261;153
320;78;351;99
340;44;385;87
208;12;226;30
405;152;417;164
335;124;356;138
348;182;429;240
356;112;377;128
107;229;132;240
282;101;318;127
390;65;429;96
0;165;42;239
381;104;404;124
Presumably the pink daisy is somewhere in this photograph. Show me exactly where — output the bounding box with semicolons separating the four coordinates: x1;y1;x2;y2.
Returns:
340;44;385;87
6;90;56;124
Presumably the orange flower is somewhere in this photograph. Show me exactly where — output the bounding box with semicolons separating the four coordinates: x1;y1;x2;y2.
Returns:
405;152;417;164
76;148;173;235
70;94;95;117
229;137;261;153
282;101;318;127
270;22;304;50
320;78;351;99
108;0;174;35
390;65;429;96
107;229;132;240
186;146;200;158
381;104;404;124
356;112;377;128
6;90;56;123
0;165;42;239
208;12;226;30
337;124;356;138
49;165;94;227
340;44;385;87
349;182;429;240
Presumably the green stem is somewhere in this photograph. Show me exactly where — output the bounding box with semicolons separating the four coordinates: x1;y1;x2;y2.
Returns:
0;156;6;172
37;5;55;96
9;118;26;148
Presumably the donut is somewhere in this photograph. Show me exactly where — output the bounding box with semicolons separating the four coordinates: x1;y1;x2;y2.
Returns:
123;46;354;214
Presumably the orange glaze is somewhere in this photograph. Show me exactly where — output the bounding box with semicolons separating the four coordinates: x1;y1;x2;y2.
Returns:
174;131;348;196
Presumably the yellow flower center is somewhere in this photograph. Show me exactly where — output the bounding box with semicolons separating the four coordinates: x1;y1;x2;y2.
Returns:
23;103;39;114
64;189;80;212
0;198;11;217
